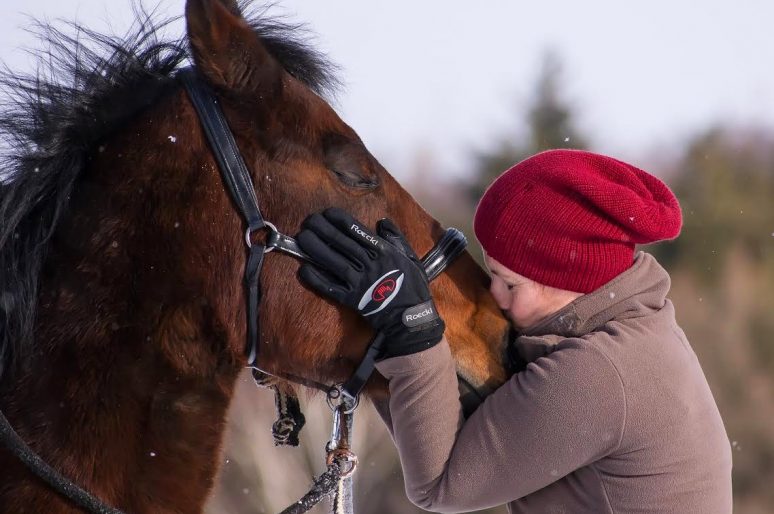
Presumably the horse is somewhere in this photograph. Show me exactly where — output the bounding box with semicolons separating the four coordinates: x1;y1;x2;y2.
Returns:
0;1;510;512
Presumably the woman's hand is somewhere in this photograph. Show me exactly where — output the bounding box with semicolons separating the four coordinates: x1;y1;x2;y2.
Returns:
296;207;445;359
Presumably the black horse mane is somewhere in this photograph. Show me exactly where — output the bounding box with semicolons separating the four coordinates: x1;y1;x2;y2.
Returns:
0;1;340;378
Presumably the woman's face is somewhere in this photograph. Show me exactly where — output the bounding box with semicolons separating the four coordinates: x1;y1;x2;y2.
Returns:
484;252;582;330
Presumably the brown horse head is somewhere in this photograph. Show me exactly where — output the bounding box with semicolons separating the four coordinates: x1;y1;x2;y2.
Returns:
0;1;509;512
182;0;510;395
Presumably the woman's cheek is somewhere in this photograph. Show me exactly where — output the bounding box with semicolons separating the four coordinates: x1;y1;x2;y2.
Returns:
509;291;536;326
489;280;510;310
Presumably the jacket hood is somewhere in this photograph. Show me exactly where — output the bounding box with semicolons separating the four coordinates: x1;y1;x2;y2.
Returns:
518;251;671;339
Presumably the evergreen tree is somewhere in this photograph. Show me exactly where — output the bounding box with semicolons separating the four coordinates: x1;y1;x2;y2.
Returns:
451;51;589;267
650;128;774;280
465;51;588;206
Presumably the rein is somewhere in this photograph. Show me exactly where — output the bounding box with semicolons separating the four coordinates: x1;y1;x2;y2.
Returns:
0;66;469;514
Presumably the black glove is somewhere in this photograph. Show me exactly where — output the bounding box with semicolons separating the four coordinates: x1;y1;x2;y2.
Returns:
297;207;445;359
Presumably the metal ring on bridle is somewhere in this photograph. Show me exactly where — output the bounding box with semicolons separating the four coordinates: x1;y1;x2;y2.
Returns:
327;386;359;413
244;221;278;251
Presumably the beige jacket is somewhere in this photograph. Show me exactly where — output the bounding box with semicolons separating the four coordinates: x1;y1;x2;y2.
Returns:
374;252;732;513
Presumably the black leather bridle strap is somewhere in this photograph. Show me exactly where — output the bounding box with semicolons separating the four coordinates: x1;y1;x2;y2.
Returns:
178;68;264;232
339;332;386;401
266;230;313;262
422;227;467;281
244;245;265;365
179;67;265;366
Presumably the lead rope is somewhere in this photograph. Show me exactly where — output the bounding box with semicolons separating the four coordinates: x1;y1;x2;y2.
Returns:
251;369;307;447
278;393;357;514
0;409;122;514
275;333;388;513
1;379;351;514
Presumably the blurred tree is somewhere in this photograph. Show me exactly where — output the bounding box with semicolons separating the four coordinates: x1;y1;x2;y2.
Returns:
465;50;588;206
452;50;589;265
646;126;774;512
649;127;774;282
526;51;590;154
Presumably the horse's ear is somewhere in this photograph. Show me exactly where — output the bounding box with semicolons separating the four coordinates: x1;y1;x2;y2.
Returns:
185;0;280;95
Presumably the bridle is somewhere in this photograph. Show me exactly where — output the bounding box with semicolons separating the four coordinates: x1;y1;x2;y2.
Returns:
180;67;471;514
0;66;470;514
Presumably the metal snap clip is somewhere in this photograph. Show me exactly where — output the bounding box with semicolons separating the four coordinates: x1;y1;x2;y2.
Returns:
326;448;358;478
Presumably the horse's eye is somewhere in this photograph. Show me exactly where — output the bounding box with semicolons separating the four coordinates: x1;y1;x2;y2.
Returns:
329;167;379;189
323;134;380;190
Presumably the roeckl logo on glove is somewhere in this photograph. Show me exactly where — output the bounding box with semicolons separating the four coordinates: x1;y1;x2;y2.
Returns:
359;270;404;316
351;224;380;246
372;279;396;302
401;300;440;328
405;308;433;321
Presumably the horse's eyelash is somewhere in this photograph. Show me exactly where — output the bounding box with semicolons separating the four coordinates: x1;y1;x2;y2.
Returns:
330;169;379;190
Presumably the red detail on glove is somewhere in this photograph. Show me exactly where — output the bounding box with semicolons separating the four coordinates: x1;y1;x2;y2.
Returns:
372;279;396;302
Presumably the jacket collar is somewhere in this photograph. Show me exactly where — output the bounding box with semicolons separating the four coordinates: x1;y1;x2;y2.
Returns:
517;251;671;339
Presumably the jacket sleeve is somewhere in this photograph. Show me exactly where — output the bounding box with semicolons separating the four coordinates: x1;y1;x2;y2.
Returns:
373;336;626;513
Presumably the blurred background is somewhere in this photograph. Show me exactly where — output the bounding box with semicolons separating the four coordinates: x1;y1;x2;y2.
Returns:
2;1;773;512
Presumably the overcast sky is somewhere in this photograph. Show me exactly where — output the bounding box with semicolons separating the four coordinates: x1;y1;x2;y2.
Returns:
2;0;773;179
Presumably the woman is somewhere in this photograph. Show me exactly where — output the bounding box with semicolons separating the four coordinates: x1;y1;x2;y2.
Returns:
296;149;733;513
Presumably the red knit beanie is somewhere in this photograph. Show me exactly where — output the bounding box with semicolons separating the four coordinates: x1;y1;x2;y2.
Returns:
473;149;682;293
